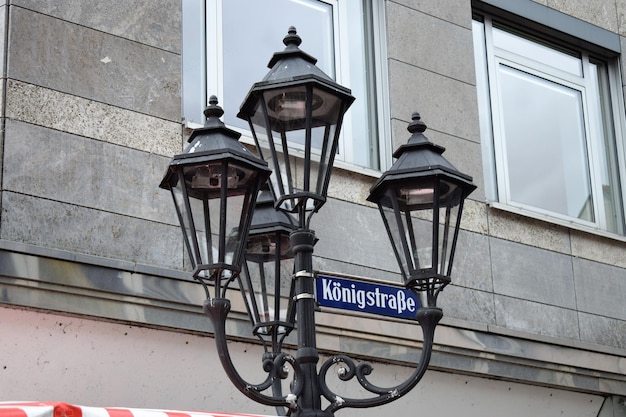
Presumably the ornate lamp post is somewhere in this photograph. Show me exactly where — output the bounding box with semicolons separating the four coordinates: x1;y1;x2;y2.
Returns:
162;27;475;417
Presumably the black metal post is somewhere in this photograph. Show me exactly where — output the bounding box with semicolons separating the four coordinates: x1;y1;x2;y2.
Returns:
289;229;330;417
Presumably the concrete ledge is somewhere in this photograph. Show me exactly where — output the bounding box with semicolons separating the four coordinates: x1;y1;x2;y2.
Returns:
0;240;624;396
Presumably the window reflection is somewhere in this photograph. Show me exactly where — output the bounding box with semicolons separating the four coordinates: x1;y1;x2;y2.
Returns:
222;0;334;130
589;61;625;234
183;0;386;170
499;64;593;221
182;0;206;124
493;26;582;76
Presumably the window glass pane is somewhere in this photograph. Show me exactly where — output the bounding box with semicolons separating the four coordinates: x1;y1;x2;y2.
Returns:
493;26;582;76
182;0;206;124
498;64;594;221
221;0;334;130
345;0;377;169
472;19;498;201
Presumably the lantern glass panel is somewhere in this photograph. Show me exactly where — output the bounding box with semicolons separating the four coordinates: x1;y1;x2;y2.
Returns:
262;85;344;131
377;178;464;288
438;193;462;277
171;178;196;270
246;232;292;262
240;232;295;336
246;85;344;212
181;161;261;199
170;160;259;278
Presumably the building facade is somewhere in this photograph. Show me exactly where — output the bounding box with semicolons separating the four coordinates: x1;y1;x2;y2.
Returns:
0;1;625;416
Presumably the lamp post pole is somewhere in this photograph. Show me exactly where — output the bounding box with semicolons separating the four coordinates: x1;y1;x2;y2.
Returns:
237;26;356;414
290;229;323;417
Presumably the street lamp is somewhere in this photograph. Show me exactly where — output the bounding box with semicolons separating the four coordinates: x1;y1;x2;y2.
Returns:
159;96;271;299
237;26;355;222
238;189;297;414
162;27;475;417
367;112;477;310
239;189;297;354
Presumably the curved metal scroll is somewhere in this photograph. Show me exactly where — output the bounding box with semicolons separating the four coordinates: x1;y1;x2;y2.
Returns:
318;307;442;414
203;298;303;413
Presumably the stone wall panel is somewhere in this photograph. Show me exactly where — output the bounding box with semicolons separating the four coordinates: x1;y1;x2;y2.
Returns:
490;238;576;309
0;192;183;269
2;119;176;225
390;0;471;28
5;80;182;156
387;1;475;84
388;60;480;144
578;312;626;350
573;258;626;321
494;295;580;340
12;0;181;53
7;6;180;121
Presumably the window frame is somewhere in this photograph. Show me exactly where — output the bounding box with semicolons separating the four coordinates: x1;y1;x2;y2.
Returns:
183;0;391;174
473;13;626;238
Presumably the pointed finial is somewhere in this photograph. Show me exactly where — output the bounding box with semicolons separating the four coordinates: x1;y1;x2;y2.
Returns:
203;95;225;119
407;112;427;134
283;26;302;48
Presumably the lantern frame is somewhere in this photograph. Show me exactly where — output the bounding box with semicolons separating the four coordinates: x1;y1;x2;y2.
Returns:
237;27;354;221
159;96;271;298
368;112;476;307
239;190;297;354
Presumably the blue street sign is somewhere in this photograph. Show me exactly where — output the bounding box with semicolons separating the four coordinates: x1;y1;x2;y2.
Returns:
315;273;421;320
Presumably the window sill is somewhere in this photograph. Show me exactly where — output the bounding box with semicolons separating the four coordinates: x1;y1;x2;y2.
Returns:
332;158;382;179
488;201;626;243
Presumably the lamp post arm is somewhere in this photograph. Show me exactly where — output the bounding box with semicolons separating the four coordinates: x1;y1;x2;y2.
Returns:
203;298;304;411
318;307;442;414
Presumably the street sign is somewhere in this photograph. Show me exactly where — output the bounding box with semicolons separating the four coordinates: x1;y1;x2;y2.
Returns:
315;273;420;320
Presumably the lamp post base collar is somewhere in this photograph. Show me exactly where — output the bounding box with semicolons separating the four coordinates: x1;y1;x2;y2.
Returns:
290;229;316;254
203;298;231;323
415;307;443;330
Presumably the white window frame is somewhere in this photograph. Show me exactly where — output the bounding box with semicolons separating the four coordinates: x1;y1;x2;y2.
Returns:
184;0;391;173
473;16;626;237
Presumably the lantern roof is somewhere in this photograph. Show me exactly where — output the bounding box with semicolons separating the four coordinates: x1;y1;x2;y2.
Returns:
160;96;270;190
368;112;476;202
249;190;296;237
237;26;354;119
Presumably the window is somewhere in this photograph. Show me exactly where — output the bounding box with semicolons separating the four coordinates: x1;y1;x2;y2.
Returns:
473;13;626;235
182;0;389;171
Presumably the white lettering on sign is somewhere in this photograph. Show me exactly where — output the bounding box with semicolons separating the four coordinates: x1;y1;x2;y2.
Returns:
320;277;416;315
